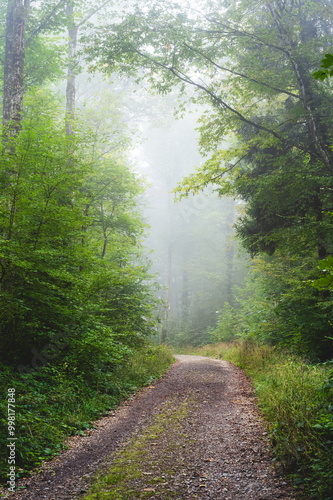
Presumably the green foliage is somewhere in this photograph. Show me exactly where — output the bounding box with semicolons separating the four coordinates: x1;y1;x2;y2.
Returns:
205;253;333;360
226;255;333;360
209;302;240;342
313;53;333;80
112;344;175;391
0;90;158;369
85;0;333;359
0;346;174;484
164;319;212;348
24;35;66;88
312;255;333;291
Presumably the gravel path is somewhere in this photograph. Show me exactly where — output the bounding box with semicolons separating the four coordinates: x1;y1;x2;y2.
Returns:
1;355;297;499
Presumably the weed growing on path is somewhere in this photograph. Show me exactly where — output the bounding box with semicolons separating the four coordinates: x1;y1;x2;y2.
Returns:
82;398;193;499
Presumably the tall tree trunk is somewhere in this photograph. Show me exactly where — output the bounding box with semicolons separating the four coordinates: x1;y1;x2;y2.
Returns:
267;3;333;174
65;0;114;135
181;264;189;330
65;0;77;136
3;0;30;135
0;0;30;346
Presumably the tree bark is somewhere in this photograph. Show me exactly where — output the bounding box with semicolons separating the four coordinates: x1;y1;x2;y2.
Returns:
65;0;113;135
65;0;78;136
3;0;30;134
267;2;333;174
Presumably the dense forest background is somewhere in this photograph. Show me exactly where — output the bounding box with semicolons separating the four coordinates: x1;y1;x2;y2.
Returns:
1;0;333;496
104;0;333;361
137;105;248;347
2;0;332;367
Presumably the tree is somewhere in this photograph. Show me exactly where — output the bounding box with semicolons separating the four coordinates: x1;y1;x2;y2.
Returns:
3;0;30;134
85;0;333;253
84;0;333;357
64;0;115;135
0;0;160;367
1;0;69;131
0;88;158;369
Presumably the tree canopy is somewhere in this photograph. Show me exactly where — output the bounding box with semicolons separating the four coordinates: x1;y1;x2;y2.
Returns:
84;0;333;358
0;0;160;372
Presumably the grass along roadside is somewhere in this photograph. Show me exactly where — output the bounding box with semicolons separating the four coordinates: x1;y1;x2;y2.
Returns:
176;342;333;499
0;344;174;486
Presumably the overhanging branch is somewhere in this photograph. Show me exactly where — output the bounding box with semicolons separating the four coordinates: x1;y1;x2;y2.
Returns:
183;42;300;99
133;48;313;157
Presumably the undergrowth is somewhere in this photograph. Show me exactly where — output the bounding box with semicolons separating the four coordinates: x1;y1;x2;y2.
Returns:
0;344;174;486
178;342;333;500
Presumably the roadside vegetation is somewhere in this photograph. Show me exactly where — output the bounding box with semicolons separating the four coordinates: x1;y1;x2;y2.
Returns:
1;1;333;498
0;345;174;485
0;0;175;487
177;342;333;499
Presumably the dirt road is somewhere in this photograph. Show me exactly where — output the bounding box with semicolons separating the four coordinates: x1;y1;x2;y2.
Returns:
2;355;297;499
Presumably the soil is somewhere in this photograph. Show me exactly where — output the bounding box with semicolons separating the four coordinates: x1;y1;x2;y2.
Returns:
0;355;297;499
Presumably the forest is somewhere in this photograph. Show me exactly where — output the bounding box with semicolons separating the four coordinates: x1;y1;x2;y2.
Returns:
0;0;333;497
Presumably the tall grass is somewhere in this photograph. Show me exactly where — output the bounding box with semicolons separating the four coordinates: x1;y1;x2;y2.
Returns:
179;342;333;499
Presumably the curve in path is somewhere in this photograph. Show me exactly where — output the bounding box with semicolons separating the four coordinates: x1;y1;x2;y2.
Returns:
3;355;296;499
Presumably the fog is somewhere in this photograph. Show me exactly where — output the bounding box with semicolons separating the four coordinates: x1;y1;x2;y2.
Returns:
132;95;248;346
48;0;251;348
51;34;249;347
